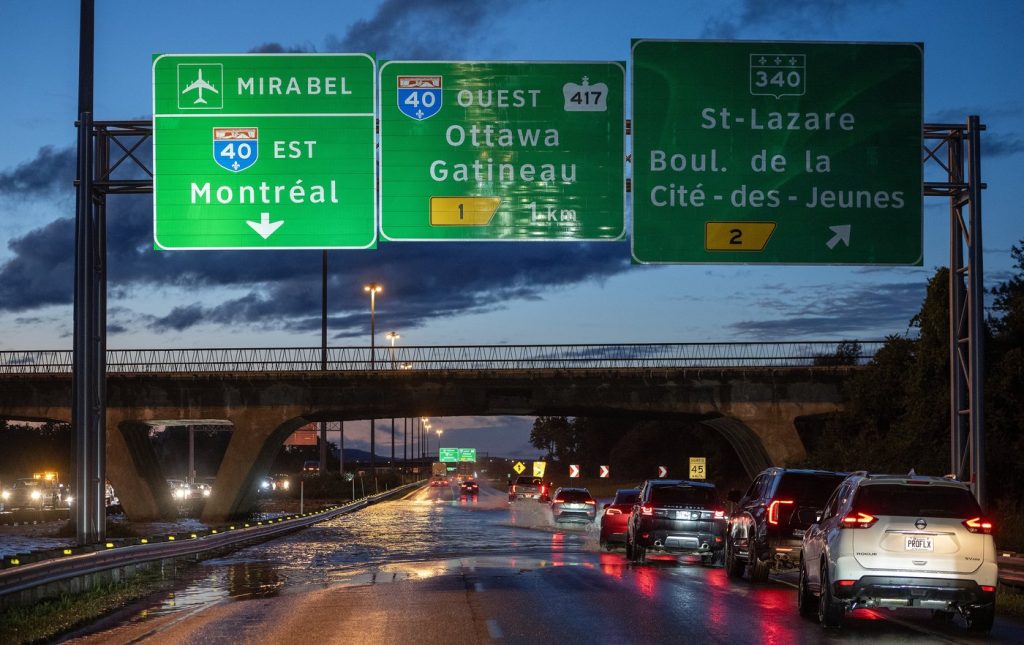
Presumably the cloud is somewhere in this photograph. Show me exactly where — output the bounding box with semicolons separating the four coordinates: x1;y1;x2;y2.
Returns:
325;0;526;59
728;281;925;338
248;42;316;54
0;146;75;198
702;0;896;38
984;133;1024;158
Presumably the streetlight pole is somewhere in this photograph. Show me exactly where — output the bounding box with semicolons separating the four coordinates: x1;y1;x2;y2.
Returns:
386;331;400;369
363;283;382;370
435;428;443;460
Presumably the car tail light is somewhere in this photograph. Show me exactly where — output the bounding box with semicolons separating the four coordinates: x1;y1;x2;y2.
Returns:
511;485;517;493
713;509;725;519
981;585;996;593
641;503;654;516
605;508;621;515
963;517;993;534
841;512;878;528
836;580;856;587
585;500;595;505
540;485;546;496
553;498;565;504
766;499;793;525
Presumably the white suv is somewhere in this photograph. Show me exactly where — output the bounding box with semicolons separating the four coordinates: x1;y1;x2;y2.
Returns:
799;472;998;633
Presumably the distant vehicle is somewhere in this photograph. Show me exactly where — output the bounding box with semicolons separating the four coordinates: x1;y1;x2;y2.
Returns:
600;488;640;549
800;472;998;632
258;475;274;494
167;479;191;502
193;482;212;499
429;476;449;488
508;476;547;502
725;467;847;580
549;487;596;523
272;474;291;491
432;462;447;478
459;479;479;496
3;475;67;510
626;479;727;566
302;461;320;475
105;481;119;508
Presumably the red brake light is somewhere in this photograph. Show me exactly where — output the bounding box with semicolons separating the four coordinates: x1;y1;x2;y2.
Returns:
585;500;596;505
641;503;654;516
963;517;993;534
981;585;996;593
553;497;564;504
714;510;725;519
767;499;794;525
841;512;878;528
605;508;621;515
836;580;856;587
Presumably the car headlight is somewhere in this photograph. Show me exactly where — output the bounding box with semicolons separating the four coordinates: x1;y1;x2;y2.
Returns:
1;490;9;500
31;490;42;500
65;495;73;504
282;481;289;490
173;489;186;500
260;481;270;489
203;488;211;497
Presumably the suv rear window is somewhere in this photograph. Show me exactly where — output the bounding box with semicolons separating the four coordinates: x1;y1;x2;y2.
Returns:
650;485;717;507
515;477;543;486
613;490;639;505
774;473;846;506
853;484;982;518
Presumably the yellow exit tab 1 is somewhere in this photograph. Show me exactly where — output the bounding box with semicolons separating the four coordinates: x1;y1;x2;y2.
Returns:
430;196;501;226
705;221;777;251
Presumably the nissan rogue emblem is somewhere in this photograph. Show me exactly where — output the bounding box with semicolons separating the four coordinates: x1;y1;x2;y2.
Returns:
915;518;927;530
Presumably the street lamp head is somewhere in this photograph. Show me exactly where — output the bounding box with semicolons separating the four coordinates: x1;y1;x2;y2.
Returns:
386;331;400;341
436;429;443;436
363;283;383;294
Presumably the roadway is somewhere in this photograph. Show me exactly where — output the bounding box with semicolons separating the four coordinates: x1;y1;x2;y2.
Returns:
64;481;1024;644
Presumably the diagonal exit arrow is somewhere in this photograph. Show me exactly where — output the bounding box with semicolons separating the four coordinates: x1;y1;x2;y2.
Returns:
247;212;284;239
826;224;851;250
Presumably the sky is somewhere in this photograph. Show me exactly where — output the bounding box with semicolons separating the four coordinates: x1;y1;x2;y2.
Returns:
0;0;1022;458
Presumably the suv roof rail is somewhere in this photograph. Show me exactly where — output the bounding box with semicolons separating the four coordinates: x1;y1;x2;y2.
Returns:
848;470;870;477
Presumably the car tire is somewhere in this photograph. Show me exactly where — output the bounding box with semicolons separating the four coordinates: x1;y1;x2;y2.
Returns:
724;536;745;578
749;539;770;582
797;556;816;618
965;602;995;633
817;563;844;628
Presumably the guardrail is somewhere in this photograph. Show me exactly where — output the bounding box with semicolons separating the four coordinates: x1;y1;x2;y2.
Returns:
999;552;1024;588
0;341;883;374
0;480;424;602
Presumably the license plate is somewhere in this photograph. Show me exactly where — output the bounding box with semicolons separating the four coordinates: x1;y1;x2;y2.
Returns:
905;536;933;551
675;510;696;520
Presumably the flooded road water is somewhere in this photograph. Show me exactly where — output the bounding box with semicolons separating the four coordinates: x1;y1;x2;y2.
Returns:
65;481;1024;644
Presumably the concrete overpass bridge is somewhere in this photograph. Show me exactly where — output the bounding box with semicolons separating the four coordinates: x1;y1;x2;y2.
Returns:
0;341;877;523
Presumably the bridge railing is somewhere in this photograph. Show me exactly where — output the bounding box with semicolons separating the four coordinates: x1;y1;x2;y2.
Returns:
0;341;884;374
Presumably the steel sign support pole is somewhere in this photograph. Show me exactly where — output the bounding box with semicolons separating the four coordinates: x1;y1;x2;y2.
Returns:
73;0;105;545
965;116;986;509
339;421;344;475
320;251;328;473
948;126;967;484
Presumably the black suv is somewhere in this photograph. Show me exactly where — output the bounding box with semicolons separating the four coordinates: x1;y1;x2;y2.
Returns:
725;467;846;580
626;479;726;565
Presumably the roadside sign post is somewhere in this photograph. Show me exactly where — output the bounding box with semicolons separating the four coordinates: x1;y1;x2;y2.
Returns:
153;54;377;249
599;465;610;478
439;447;459;462
379;61;625;241
533;461;547;478
458;448;477;462
569;464;580;478
657;466;668;478
631;41;922;264
689;457;707;480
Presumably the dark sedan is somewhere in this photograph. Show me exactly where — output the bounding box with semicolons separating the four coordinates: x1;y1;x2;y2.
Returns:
459;480;479;496
600;488;640;549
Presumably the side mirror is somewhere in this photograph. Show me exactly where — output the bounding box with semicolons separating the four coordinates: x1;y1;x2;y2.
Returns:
602;503;610;509
727;489;741;503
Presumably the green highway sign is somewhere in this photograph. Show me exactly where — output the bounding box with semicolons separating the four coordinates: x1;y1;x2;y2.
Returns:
379;61;625;241
458;448;477;462
631;41;922;264
153;54;377;250
439;447;459;462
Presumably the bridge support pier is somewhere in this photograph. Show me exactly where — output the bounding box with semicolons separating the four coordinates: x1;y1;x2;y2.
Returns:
105;414;177;521
201;411;308;524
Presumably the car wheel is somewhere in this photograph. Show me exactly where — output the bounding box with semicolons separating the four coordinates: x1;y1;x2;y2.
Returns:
749;539;770;582
724;536;745;578
817;563;844;628
965;602;995;633
797;556;816;618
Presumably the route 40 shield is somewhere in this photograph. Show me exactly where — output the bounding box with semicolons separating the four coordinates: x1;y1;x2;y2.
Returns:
397;75;442;120
213;127;258;172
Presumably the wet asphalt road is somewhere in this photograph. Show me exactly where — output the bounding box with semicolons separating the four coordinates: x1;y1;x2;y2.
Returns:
64;481;1024;644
